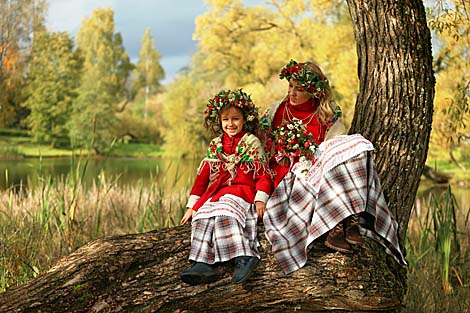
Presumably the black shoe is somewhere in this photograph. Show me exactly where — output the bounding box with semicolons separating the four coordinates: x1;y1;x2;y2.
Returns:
180;262;218;285
232;256;259;284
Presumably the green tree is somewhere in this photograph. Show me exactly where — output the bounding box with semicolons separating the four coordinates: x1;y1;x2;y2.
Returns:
135;28;165;119
23;31;81;146
70;8;133;153
0;0;47;127
426;0;470;164
161;73;209;157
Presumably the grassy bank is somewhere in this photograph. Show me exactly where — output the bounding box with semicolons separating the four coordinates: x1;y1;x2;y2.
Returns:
0;129;163;159
0;170;469;312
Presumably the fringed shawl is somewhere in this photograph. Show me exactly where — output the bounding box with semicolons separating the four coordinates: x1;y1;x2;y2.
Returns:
197;133;269;184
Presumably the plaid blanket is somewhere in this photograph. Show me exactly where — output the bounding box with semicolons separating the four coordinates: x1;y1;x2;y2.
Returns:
189;195;260;264
264;135;406;274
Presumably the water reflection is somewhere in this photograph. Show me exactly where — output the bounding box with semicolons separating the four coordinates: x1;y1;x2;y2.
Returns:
0;157;200;191
417;182;469;210
414;181;470;231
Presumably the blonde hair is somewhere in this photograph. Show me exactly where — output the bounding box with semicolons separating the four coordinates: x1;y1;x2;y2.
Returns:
283;61;336;125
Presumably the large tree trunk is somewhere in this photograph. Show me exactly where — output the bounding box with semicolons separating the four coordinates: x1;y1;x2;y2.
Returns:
0;225;406;312
0;1;434;311
347;0;435;242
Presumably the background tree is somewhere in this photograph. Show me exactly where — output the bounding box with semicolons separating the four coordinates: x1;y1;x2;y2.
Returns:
69;8;133;153
23;31;81;147
161;73;209;157
0;0;47;128
116;92;166;145
134;28;165;119
426;0;470;166
0;45;20;128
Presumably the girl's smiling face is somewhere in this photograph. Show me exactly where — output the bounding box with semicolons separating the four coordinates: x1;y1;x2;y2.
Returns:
220;106;246;137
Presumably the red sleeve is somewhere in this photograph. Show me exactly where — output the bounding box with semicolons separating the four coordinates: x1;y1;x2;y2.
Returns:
189;161;211;196
255;165;272;196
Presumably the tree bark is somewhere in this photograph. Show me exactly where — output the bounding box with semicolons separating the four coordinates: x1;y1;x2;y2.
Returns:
0;225;406;312
346;0;435;242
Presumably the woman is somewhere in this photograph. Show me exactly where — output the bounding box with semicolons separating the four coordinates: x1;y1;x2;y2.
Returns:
260;59;406;274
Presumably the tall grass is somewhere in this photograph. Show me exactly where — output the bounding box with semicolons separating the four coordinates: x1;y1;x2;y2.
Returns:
0;164;189;291
403;186;470;312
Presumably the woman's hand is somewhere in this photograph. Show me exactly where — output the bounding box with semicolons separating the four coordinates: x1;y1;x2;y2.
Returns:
255;201;266;220
180;208;193;225
277;158;290;167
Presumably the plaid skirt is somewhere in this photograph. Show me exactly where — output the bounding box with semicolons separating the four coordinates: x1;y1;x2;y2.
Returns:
189;195;260;264
264;135;407;274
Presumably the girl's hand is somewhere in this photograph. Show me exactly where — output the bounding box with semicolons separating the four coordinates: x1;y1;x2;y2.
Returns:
180;208;193;225
255;201;266;220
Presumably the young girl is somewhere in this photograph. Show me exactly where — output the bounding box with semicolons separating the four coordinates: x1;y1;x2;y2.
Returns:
180;89;272;285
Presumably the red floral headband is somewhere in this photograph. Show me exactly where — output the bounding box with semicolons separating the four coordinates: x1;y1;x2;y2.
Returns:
279;59;328;99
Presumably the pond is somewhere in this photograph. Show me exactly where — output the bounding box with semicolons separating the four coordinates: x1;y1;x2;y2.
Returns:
1;157;469;214
0;157;201;191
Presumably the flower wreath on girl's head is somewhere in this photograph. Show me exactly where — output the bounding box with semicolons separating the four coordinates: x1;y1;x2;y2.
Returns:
279;59;328;99
205;88;259;132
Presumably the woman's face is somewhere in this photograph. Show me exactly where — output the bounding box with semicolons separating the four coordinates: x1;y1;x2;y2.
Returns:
288;79;312;106
220;106;246;137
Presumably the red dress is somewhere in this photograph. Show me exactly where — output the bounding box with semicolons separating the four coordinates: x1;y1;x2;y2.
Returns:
189;131;272;211
269;98;328;188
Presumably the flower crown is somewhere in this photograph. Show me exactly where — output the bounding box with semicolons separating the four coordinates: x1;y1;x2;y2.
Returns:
205;89;258;132
279;59;328;98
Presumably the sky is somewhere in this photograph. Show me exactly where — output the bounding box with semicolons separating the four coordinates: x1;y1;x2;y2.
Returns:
45;0;264;84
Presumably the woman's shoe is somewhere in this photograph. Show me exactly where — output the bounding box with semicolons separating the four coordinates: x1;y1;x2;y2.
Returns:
180;262;218;285
325;224;352;253
232;256;259;284
345;216;365;245
345;224;364;245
